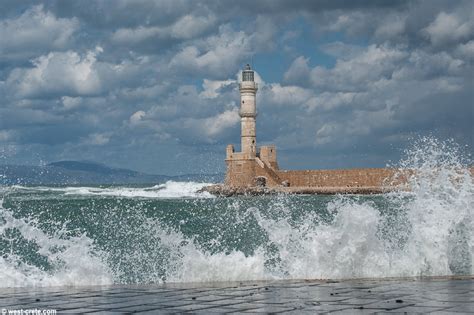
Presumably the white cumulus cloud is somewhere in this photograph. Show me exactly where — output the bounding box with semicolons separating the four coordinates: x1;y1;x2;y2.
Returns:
0;5;79;60
8;48;103;98
422;11;473;47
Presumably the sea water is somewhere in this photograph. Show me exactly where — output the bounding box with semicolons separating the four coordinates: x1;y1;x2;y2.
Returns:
0;138;472;287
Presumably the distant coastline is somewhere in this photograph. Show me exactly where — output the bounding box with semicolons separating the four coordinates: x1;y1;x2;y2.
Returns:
0;161;223;186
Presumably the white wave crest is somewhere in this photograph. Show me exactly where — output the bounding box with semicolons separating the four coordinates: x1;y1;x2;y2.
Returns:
0;200;113;287
10;181;214;199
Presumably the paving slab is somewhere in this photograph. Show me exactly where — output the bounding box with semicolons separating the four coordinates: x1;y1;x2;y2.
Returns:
0;276;472;314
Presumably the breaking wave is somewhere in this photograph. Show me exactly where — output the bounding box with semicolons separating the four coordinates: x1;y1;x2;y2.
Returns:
9;181;214;199
0;137;472;287
0;199;113;287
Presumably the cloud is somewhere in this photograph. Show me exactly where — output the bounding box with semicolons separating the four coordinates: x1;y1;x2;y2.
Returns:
6;46;155;99
125;109;171;141
455;40;474;59
168;17;280;79
171;14;216;39
252;15;278;51
305;91;367;112
300;0;473;53
200;79;235;99
81;132;111;146
129;110;146;125
111;13;216;46
8;49;102;98
0;5;78;61
374;13;406;40
180;108;240;144
202;108;240;138
0;107;60;129
112;26;165;45
48;0;192;30
422;11;473;47
320;42;365;60
284;56;311;86
61;96;83;110
310;44;408;91
393;49;465;80
269;15;472;160
261;83;313;108
125;80;241;145
169;24;252;78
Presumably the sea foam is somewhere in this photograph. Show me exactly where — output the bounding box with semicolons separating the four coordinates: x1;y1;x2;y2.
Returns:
0;199;113;287
9;181;214;199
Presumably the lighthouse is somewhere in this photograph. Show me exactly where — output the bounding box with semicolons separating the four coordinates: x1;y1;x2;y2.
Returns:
213;63;417;193
239;64;258;156
225;64;280;187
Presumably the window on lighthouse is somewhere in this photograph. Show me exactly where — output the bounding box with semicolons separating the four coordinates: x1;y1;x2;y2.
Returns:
242;71;254;81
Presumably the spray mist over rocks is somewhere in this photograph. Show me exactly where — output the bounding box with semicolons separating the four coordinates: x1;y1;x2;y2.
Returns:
0;137;472;287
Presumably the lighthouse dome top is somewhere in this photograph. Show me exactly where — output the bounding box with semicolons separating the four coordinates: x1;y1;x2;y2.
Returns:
242;64;254;81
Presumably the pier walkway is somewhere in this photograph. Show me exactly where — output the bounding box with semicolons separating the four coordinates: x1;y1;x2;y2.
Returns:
1;276;472;314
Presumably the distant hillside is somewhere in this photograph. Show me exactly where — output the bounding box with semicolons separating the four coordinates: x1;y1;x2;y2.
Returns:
0;161;223;185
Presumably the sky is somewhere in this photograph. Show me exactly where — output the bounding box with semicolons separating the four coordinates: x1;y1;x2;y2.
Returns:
0;0;472;175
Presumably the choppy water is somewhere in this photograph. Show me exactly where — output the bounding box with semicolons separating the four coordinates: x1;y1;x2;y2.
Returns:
0;138;472;287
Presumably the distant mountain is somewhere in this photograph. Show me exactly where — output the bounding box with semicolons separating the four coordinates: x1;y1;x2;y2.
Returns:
0;161;223;185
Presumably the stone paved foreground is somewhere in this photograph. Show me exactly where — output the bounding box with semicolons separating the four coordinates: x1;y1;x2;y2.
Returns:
0;276;473;314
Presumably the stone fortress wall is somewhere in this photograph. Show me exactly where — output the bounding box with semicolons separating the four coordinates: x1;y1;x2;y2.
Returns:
226;144;409;189
277;169;399;188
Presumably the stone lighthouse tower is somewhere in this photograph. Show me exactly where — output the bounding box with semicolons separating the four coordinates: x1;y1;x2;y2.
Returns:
224;64;281;187
239;64;258;157
225;64;280;187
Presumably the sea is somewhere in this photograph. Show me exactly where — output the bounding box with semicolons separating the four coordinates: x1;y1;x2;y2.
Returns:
0;138;472;287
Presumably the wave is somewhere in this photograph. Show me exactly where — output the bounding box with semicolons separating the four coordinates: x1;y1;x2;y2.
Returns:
0;137;472;287
8;181;214;199
0;199;113;287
